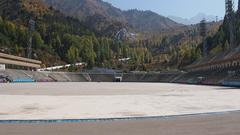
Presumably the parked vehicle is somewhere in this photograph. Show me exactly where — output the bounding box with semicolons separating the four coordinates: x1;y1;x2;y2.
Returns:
0;75;11;83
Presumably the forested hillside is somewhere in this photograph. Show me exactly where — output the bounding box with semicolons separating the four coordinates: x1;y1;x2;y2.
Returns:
0;0;152;70
203;15;240;56
0;0;223;71
132;21;222;70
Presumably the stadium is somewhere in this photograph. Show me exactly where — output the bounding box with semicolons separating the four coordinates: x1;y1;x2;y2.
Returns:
0;50;240;135
1;0;240;135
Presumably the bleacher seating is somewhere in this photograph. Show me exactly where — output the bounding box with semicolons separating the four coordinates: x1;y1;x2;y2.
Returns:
220;69;240;87
48;72;71;82
89;74;115;82
4;69;35;83
65;73;89;82
122;73;179;82
174;68;236;86
24;71;54;82
0;68;240;87
122;73;143;82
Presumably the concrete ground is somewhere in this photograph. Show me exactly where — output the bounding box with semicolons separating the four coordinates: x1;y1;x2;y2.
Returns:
0;111;240;135
0;82;240;120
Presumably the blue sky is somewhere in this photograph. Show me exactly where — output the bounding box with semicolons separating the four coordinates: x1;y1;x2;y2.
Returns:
103;0;238;18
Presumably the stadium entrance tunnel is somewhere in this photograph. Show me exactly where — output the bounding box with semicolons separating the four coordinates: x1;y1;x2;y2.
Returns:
115;77;122;82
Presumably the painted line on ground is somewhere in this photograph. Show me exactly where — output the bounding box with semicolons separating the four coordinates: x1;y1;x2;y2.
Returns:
0;110;240;124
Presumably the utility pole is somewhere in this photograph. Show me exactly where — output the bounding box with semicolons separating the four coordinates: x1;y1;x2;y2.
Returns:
27;19;35;59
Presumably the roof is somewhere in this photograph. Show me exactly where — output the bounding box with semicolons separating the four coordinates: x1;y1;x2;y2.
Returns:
0;53;42;68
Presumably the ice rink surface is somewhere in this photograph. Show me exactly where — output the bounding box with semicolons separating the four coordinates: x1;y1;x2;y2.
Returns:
0;82;240;120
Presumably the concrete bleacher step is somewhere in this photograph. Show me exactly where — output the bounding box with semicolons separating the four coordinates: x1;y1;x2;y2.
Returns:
4;69;35;83
170;73;185;83
69;74;89;82
48;73;69;82
82;73;92;82
35;72;54;82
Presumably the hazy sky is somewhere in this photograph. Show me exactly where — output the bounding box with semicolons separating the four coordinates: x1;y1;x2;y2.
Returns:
103;0;238;18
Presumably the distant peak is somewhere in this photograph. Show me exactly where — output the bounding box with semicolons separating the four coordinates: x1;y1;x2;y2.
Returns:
169;13;218;25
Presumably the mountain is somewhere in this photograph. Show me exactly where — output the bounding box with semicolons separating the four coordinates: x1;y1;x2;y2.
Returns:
168;16;190;25
124;10;181;32
169;13;217;25
41;0;126;22
40;0;181;32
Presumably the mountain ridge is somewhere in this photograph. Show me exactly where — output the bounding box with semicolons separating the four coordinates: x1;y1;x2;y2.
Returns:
40;0;182;32
169;13;218;25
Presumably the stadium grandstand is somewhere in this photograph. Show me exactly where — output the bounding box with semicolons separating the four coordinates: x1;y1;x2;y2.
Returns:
0;52;41;82
174;47;240;87
1;49;240;87
0;56;184;84
0;50;239;86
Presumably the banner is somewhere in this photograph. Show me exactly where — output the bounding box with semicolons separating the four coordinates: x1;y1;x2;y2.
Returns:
0;64;5;71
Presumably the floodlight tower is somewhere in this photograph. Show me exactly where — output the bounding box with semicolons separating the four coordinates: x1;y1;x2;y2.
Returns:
238;0;240;13
200;19;208;57
0;0;8;17
0;0;22;19
226;0;234;16
225;0;236;48
27;19;35;59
